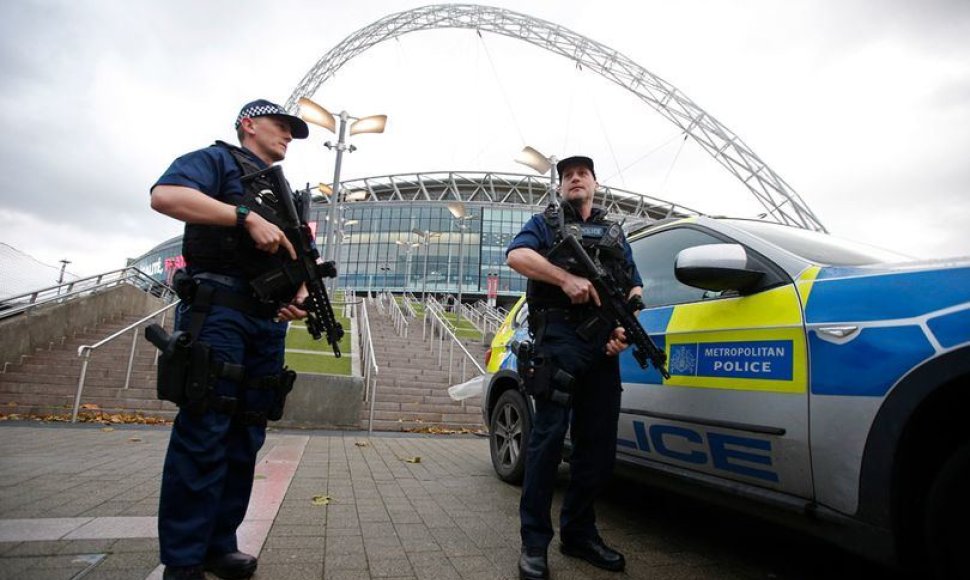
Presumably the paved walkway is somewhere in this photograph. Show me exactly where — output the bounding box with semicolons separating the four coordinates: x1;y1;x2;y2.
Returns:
0;423;881;580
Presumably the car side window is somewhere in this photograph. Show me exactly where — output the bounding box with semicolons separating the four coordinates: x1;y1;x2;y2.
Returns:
631;227;729;308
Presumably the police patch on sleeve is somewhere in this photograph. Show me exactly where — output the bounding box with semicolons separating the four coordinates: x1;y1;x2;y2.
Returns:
669;340;794;380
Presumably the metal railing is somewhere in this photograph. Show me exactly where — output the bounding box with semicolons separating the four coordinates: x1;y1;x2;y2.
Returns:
380;291;409;338
359;297;381;434
0;267;174;321
422;295;453;340
71;300;180;423
401;292;419;318
422;301;485;390
340;289;356;319
472;300;506;339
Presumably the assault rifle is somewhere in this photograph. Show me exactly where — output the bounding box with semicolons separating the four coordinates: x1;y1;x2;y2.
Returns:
242;166;345;356
547;229;670;379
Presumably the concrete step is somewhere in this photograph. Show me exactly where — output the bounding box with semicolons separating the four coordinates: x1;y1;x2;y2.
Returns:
358;401;480;415
0;374;157;391
19;351;159;364
0;396;162;415
6;363;158;378
0;390;168;410
365;393;477;406
358;418;485;433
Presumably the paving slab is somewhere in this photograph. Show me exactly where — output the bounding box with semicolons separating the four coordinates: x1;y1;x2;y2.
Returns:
0;423;895;579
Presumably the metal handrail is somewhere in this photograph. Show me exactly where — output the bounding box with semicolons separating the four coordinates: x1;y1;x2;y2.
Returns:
422;302;485;390
401;293;419;318
381;291;409;338
0;267;174;321
473;300;505;339
71;300;181;423
422;295;455;339
458;302;484;333
360;297;381;434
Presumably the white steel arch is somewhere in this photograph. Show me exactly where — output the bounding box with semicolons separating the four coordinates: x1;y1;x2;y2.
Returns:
287;4;826;232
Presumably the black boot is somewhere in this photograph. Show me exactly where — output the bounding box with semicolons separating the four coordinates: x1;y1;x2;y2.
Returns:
203;551;258;579
162;565;205;580
560;536;625;572
519;546;549;579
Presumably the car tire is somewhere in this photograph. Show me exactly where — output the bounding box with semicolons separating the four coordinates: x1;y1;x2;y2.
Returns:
924;441;970;579
490;389;530;484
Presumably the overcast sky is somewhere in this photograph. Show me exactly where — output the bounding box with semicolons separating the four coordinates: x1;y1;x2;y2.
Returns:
1;0;968;276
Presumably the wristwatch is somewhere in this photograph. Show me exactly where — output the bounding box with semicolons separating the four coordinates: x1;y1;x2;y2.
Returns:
235;205;251;228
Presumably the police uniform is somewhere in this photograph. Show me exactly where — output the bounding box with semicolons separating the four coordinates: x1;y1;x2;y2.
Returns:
151;102;306;577
507;199;642;568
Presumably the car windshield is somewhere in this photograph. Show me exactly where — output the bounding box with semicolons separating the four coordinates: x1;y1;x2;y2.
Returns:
723;219;911;266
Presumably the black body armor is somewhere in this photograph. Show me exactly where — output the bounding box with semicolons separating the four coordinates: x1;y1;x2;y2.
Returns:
526;202;634;310
180;141;290;280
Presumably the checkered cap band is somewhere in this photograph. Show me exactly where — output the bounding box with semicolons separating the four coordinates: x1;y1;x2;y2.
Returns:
235;102;288;128
233;98;308;138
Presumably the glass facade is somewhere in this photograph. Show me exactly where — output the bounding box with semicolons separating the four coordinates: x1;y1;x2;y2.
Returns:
127;236;183;285
326;202;533;297
130;202;536;299
129;171;697;301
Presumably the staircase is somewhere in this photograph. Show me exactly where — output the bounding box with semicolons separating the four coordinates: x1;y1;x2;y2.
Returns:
361;304;488;433
0;313;177;421
0;294;492;432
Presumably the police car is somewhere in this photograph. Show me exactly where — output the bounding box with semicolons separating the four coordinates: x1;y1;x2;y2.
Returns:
481;216;970;576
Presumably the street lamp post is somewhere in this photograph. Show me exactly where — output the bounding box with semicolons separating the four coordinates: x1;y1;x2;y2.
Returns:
446;203;477;324
299;97;386;293
378;264;391;293
411;228;439;302
57;259;71;296
57;259;70;284
395;239;421;294
515;145;559;197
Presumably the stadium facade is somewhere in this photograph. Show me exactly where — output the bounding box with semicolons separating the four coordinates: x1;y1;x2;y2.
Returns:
130;171;698;301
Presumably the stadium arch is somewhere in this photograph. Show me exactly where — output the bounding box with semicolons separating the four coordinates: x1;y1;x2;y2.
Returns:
286;3;826;233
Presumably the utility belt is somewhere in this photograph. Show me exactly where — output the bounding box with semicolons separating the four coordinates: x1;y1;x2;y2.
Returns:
517;306;590;408
174;270;279;319
534;306;595;324
529;306;613;344
143;269;295;424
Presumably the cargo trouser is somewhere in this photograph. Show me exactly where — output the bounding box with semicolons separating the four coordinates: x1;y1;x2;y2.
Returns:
158;279;286;566
519;318;622;549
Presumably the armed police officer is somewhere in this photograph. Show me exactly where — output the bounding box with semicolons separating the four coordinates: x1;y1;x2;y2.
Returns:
149;99;311;580
507;155;642;580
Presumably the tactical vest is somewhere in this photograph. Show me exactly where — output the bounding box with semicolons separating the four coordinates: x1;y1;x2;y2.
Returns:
181;141;288;280
526;202;634;310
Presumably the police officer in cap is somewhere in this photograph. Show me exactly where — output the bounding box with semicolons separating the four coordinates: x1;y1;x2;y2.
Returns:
150;99;310;580
507;155;642;579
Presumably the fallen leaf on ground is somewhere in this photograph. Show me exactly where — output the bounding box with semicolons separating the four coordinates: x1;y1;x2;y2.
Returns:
0;411;172;426
6;402;16;407
101;427;114;432
405;425;484;435
128;436;142;442
403;456;421;464
311;495;332;506
81;403;100;410
354;441;369;447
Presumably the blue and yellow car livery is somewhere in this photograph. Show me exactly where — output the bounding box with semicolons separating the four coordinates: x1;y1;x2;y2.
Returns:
482;216;970;570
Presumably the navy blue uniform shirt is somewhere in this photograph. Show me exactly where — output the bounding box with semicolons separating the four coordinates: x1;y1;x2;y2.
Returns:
507;211;643;287
152;143;267;202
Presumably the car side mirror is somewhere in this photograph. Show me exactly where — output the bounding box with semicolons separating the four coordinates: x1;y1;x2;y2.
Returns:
675;244;765;294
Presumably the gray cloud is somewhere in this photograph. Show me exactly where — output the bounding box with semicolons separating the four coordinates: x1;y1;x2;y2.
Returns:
1;0;968;274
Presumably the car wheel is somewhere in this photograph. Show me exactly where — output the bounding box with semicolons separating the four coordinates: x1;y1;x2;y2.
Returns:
490;389;530;484
924;441;970;579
